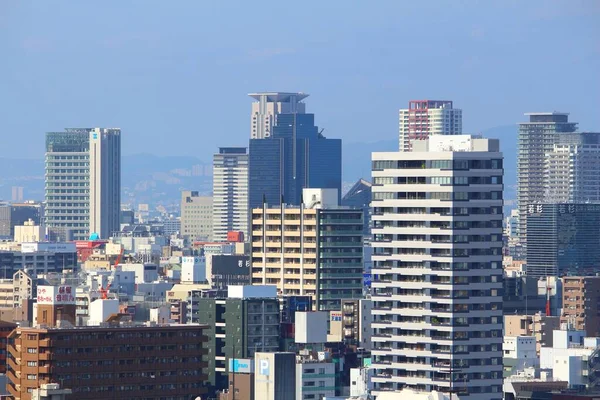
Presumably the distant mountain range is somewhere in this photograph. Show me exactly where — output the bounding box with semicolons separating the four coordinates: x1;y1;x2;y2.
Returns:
0;125;517;209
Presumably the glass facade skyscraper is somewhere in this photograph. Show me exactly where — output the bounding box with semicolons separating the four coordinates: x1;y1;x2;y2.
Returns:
248;113;341;209
526;203;600;278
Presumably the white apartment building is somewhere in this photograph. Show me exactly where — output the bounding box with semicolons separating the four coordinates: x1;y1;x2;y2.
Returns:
399;100;462;152
544;141;600;203
45;128;121;241
180;190;213;241
249;92;308;139
371;135;504;399
212;147;249;241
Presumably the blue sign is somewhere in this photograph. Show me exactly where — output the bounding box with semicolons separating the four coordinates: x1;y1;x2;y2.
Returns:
92;133;98;139
363;273;372;288
229;358;253;373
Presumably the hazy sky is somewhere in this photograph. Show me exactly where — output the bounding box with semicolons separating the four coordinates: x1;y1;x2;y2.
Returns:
1;1;598;160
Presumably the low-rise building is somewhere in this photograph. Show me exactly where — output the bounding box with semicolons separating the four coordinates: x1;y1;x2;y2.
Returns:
191;285;280;395
540;330;600;389
503;336;538;375
562;276;600;337
505;314;561;353
296;352;336;400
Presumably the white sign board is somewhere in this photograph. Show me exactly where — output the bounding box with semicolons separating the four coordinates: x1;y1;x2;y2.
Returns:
37;285;75;305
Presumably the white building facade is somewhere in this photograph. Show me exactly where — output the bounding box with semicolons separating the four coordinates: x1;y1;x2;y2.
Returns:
180;191;213;241
371;135;504;398
212;147;249;241
45;128;120;241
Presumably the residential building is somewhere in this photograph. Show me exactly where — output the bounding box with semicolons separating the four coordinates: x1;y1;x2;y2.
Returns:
371;135;504;398
45;128;121;241
180;190;213;241
398;100;462;152
213;147;249;241
517;113;577;246
6;324;209;400
0;321;17;373
562;276;600;337
190;285;280;395
504;314;561;353
295;353;336;400
341;179;372;237
254;352;296;400
328;299;372;349
544;132;600;203
251;192;363;310
526;203;600;278
248;112;342;209
249;92;308;139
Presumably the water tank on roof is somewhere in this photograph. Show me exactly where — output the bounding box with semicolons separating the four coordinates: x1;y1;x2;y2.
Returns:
89;232;100;240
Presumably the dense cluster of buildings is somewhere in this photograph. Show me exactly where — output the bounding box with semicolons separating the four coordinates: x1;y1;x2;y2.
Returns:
0;94;598;400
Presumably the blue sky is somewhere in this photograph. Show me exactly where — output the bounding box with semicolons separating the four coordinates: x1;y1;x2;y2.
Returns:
0;1;598;160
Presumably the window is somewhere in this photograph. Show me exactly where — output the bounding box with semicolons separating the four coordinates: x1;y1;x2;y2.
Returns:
27;374;37;380
27;348;37;354
27;361;37;367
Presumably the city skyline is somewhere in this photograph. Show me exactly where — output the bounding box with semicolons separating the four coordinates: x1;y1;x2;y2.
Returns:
0;2;598;161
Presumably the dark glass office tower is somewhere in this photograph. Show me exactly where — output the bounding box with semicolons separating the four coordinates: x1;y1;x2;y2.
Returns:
526;203;600;278
248;113;341;209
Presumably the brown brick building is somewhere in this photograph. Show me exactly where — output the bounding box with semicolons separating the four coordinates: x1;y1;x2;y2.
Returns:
7;324;209;400
562;276;600;337
0;321;17;374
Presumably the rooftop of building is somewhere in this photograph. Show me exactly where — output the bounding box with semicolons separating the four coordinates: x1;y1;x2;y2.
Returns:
248;92;309;102
13;322;209;333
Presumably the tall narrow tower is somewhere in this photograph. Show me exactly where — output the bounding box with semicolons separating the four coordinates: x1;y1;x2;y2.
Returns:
517;112;577;246
212;147;249;241
88;128;121;239
45;128;121;241
371;135;504;398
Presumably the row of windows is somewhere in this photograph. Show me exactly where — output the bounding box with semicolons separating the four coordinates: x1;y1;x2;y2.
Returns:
373;176;502;185
53;330;203;341
70;383;204;393
373;159;502;170
373;191;502;201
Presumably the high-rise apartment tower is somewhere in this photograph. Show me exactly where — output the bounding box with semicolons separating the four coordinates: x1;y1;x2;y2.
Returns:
517;112;577;246
371;135;504;398
212;147;249;242
45;128;121;241
399;100;462;152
